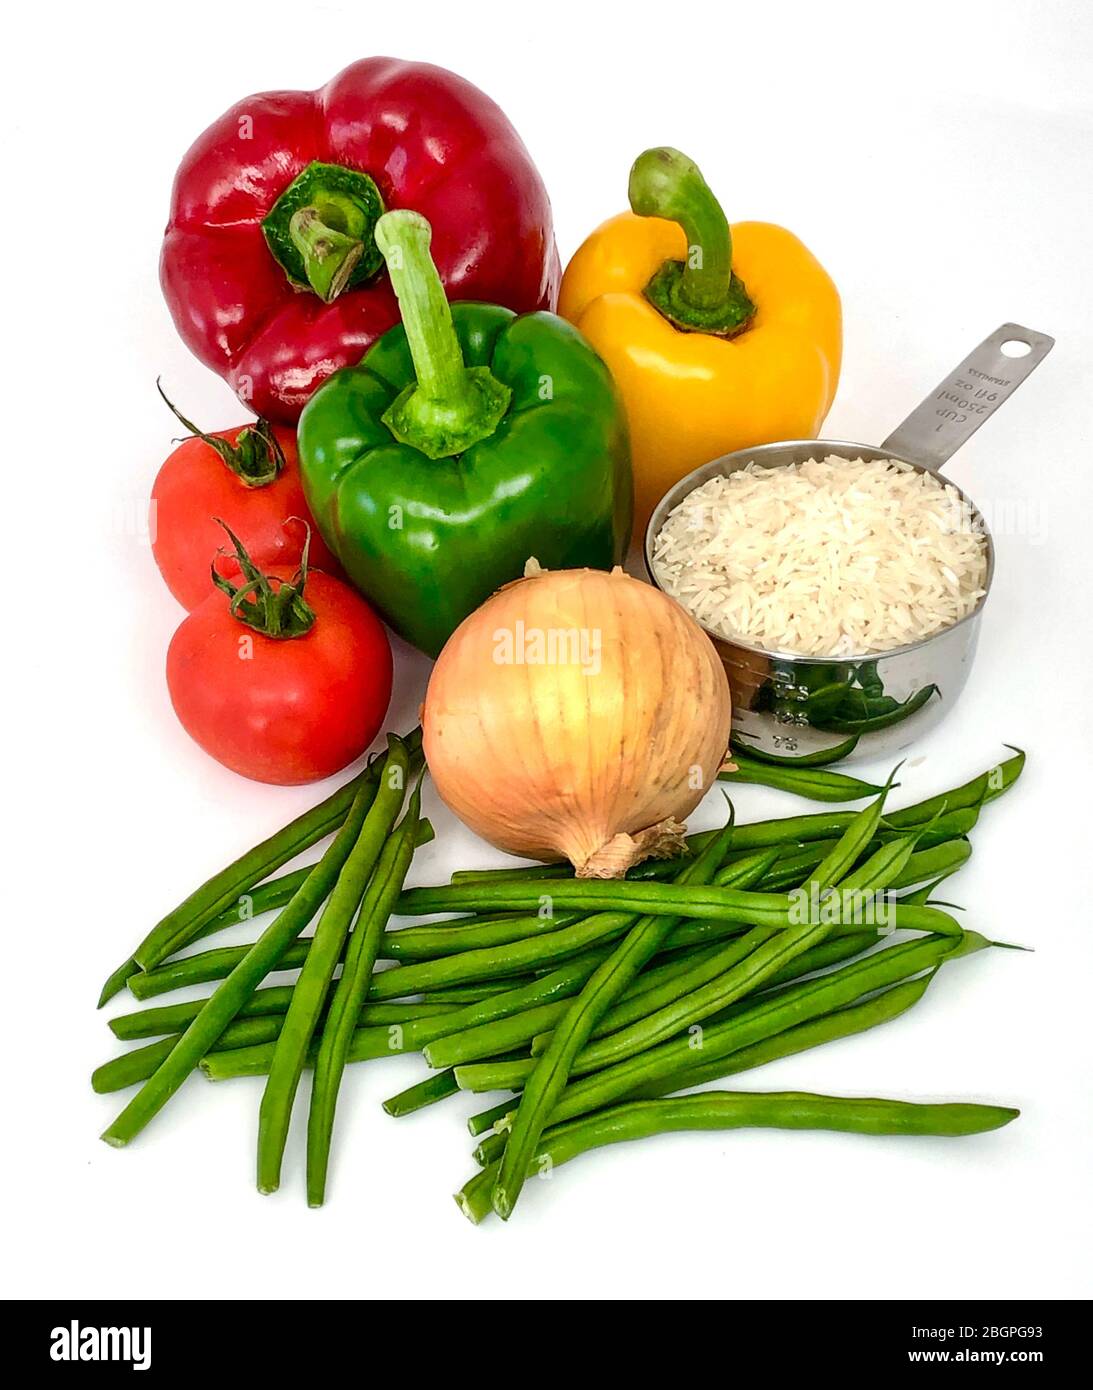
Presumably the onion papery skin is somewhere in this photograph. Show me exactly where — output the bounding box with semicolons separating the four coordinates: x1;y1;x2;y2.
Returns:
422;566;731;877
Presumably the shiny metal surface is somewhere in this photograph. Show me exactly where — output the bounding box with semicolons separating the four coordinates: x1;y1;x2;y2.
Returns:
644;325;1054;761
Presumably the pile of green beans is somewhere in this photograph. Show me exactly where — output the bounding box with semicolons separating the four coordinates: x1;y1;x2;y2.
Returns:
93;744;1026;1221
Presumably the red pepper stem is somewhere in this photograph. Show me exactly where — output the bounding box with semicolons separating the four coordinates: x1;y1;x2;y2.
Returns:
628;147;756;337
374;210;511;460
289;201;365;304
263;162;386;303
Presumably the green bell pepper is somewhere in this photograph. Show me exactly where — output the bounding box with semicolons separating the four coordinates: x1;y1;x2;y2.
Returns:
298;209;632;656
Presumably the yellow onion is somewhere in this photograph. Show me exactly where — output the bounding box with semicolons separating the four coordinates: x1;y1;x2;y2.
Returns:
422;563;731;877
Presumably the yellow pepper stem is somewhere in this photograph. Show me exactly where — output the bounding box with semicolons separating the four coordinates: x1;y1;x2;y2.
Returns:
629;147;756;337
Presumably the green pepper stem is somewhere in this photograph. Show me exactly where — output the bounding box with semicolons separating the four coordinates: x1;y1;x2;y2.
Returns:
628;147;756;337
374;210;511;460
377;211;471;406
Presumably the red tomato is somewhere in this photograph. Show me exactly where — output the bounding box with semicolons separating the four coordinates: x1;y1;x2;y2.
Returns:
151;419;339;610
167;566;392;785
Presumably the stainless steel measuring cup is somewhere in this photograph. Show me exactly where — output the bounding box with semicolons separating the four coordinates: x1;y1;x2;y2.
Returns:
644;324;1054;761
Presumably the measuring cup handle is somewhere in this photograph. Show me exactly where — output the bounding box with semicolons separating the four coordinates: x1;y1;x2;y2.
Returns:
880;323;1055;472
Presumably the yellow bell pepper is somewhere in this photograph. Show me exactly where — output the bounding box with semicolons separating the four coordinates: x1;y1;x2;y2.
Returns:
559;148;841;535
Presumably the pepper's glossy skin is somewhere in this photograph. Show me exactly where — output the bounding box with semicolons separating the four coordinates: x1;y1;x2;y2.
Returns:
298;305;632;657
161;58;561;422
559;213;841;533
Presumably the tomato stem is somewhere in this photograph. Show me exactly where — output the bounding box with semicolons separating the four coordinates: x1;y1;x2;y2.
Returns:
212;520;316;640
158;382;285;488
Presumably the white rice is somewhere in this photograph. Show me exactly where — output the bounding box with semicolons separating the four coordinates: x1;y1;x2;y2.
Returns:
652;456;989;657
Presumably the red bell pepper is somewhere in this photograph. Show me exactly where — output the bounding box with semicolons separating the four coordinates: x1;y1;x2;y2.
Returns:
161;57;561;422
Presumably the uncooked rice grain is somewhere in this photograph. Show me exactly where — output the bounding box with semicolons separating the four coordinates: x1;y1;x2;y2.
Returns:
652;456;988;657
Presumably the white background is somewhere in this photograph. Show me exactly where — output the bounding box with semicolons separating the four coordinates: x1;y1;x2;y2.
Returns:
3;0;1091;1301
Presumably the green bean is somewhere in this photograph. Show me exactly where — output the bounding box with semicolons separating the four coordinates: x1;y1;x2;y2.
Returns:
92;1016;285;1094
108;991;457;1042
100;771;381;1149
889;839;971;889
652;896;955;956
382;1069;460;1117
98;958;148;1012
107;1000;460;1074
816;683;939;734
383;912;587;961
456;1089;1018;1222
753;840;837;890
632;843;804;884
369;910;638;996
491;808;738;1221
203;1042;303;1080
126;898;432;1002
126;938;311;1001
110;987;302;1038
690;809;862;854
307;782;422;1207
885;746;1025;827
257;737;410;1195
643;781;921;957
718;755;886;802
885;805;980;845
468;1096;521;1137
418;981;537;1003
99;834;343;1008
728;733;860;767
451;864;577;886
445;843;775;902
396;877;958;939
202;1025;401;1080
424;1001;571;1069
396;879;793;924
